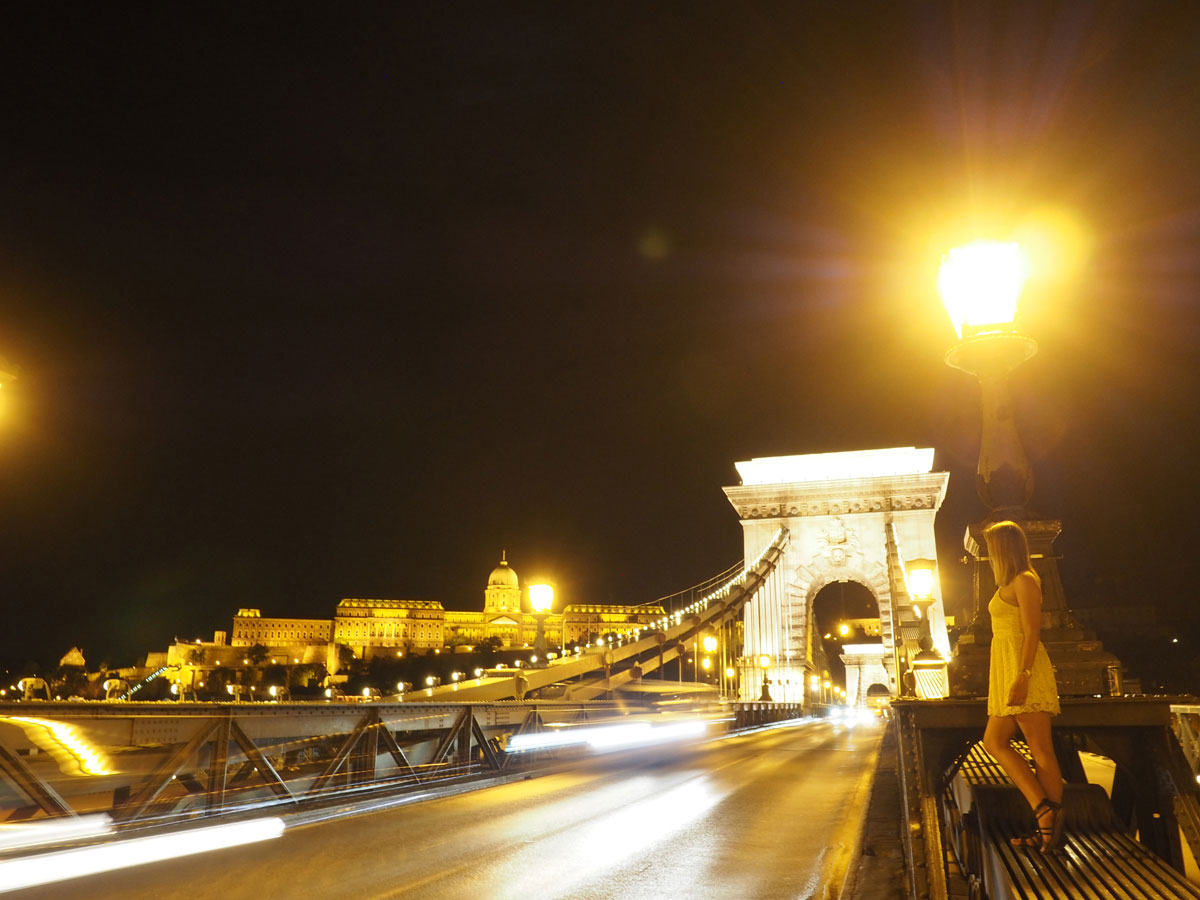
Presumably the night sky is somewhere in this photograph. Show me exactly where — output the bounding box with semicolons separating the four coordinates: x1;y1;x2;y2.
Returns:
1;3;1199;669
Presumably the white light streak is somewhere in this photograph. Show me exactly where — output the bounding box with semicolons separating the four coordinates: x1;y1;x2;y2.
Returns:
507;719;708;754
0;817;285;893
0;814;112;852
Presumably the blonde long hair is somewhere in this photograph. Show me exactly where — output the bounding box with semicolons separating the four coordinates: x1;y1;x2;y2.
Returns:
983;520;1032;587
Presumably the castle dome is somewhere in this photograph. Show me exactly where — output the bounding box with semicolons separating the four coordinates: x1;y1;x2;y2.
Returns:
488;552;519;588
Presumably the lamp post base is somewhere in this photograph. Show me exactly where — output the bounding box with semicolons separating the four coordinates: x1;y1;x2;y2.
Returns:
950;515;1123;698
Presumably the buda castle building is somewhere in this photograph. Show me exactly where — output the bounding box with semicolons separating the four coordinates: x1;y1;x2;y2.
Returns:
226;554;665;663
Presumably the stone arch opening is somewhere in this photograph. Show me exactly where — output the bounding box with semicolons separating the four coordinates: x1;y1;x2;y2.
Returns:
811;580;879;693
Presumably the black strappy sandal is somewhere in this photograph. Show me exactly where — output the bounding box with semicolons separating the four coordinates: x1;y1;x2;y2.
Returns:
1041;797;1066;852
1009;797;1061;850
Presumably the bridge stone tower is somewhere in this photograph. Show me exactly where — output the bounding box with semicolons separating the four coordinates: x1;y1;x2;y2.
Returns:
723;448;951;703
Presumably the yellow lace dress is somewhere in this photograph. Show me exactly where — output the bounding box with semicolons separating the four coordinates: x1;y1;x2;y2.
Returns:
987;589;1060;717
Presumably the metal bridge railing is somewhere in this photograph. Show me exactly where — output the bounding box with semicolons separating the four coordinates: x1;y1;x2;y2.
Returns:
1172;703;1200;778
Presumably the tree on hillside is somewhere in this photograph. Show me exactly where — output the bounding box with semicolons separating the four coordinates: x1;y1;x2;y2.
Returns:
476;636;503;660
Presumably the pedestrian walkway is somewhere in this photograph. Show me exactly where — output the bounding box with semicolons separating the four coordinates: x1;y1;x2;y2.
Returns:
843;719;906;899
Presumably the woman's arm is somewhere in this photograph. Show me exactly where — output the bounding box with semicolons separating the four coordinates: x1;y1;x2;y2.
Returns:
1007;571;1043;706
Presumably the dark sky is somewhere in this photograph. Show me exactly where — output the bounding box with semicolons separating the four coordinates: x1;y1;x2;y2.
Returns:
1;3;1198;667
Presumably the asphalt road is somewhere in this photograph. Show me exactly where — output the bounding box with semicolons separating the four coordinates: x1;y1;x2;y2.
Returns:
8;717;883;900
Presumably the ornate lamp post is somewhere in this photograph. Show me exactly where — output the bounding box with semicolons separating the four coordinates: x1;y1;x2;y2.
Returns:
905;558;947;698
939;239;1118;697
940;241;1037;514
758;654;773;702
528;584;554;669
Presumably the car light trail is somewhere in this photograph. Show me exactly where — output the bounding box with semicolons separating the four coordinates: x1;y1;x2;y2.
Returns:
0;817;285;893
507;718;708;753
0;814;113;852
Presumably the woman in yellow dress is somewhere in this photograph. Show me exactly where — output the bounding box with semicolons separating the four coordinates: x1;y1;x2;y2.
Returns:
980;520;1065;851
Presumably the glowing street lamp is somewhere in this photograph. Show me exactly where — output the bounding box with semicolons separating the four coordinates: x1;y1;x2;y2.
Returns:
906;559;937;620
905;557;947;696
939;240;1037;514
528;584;554;669
758;654;773;702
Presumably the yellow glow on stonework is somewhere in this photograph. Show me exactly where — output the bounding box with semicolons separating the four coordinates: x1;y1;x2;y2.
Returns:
7;717;110;776
938;241;1030;339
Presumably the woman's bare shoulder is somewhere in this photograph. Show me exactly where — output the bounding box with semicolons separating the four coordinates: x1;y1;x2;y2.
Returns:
1011;569;1042;599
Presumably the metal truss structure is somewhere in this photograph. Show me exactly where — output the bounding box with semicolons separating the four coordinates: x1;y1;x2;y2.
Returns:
0;698;803;831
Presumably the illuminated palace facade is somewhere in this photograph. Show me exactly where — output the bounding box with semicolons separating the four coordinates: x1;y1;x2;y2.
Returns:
227;555;666;661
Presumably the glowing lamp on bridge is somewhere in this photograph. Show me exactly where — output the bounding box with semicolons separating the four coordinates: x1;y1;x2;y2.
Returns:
702;635;718;654
906;558;947;698
939;239;1038;514
938;241;1030;340
529;583;554;669
758;654;773;702
906;560;937;617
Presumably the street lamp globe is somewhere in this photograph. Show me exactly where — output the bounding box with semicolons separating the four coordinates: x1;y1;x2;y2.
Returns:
906;559;937;612
938;240;1030;340
529;584;554;613
703;635;718;654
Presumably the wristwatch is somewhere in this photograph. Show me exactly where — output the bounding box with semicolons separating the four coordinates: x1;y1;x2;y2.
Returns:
1019;668;1032;678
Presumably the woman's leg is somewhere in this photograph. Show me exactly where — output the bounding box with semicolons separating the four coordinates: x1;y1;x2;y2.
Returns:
1016;711;1064;848
1015;712;1063;802
983;715;1045;810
